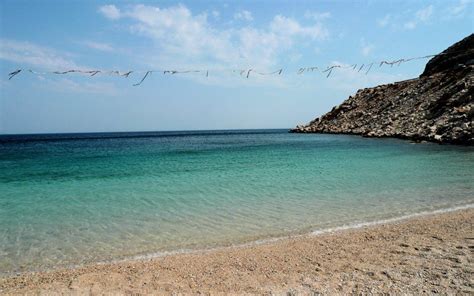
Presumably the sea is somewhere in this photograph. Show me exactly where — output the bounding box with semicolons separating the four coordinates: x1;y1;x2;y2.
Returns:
0;129;473;275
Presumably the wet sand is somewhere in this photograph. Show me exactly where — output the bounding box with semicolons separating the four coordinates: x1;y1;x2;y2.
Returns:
1;208;473;295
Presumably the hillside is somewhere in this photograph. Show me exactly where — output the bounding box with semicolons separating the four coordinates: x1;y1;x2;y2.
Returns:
291;34;473;145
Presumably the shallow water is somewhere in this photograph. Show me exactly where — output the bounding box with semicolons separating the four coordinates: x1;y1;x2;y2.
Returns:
0;130;473;274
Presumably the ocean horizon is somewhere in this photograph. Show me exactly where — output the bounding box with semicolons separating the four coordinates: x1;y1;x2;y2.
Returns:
0;128;288;138
1;129;473;275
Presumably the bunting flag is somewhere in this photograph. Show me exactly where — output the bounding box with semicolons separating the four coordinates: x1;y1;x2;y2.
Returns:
255;69;283;75
8;69;22;80
133;71;152;86
6;49;472;86
365;63;374;75
322;65;341;78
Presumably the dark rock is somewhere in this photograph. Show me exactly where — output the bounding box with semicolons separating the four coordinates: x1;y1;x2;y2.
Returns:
422;34;474;77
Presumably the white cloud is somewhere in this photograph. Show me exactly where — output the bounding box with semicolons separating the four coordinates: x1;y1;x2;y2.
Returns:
234;10;253;21
125;4;231;64
0;38;121;94
446;0;472;18
415;5;433;22
98;4;329;74
0;39;79;70
304;11;331;21
377;14;391;27
360;39;374;57
289;53;302;63
98;4;121;20
40;78;118;96
379;5;439;30
403;21;417;30
270;15;328;40
83;41;114;52
403;5;433;29
211;10;220;18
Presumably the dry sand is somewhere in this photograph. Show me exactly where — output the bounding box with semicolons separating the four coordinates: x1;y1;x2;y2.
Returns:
1;208;473;295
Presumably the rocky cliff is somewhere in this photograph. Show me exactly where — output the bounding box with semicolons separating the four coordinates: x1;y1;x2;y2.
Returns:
291;34;473;145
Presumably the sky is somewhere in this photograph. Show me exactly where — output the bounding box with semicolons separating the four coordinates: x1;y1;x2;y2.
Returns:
0;0;472;134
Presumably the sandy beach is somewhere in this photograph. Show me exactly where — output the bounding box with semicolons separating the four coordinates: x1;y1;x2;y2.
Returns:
0;208;472;295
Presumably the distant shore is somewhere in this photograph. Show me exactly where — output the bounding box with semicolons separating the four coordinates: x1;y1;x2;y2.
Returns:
1;207;473;294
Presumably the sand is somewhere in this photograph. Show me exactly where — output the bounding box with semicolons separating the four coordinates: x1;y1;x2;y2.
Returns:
1;208;473;295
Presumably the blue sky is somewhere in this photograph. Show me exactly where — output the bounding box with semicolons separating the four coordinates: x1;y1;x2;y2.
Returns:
0;0;472;134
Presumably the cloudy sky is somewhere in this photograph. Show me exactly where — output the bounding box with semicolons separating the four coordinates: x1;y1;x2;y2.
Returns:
0;0;472;134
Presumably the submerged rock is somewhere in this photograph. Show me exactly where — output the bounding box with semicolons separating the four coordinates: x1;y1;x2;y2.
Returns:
291;34;473;145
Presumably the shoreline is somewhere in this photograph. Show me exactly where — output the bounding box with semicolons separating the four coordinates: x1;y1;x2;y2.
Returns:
1;206;473;294
2;203;473;278
125;203;474;262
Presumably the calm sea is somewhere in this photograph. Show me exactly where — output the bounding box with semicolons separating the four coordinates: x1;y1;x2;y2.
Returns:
0;130;473;274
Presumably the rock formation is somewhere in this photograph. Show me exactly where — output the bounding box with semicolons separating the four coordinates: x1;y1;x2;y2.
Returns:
291;34;473;145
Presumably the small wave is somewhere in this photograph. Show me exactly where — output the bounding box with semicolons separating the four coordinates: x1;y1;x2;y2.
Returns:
117;203;474;263
309;203;474;236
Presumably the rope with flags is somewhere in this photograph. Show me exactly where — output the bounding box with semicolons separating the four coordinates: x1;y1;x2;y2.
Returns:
6;49;472;86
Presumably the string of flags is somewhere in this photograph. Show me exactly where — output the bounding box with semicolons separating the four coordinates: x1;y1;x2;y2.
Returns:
6;49;471;86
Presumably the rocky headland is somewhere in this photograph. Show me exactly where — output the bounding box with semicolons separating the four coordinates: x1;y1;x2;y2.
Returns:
291;34;473;145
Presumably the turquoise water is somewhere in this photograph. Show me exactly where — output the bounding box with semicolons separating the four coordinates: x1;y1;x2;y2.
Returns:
0;130;473;274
